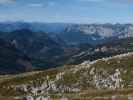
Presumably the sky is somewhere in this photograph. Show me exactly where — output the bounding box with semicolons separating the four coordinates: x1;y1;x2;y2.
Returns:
0;0;132;23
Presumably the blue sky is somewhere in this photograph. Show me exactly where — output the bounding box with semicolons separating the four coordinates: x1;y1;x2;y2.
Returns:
0;0;132;23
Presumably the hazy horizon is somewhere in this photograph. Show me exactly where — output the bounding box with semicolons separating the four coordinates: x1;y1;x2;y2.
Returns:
1;21;133;25
0;0;132;23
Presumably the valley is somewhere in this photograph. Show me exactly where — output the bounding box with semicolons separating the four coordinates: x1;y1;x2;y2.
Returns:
0;23;133;74
0;23;133;99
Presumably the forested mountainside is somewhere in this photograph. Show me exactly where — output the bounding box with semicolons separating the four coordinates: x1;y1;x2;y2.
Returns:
0;39;32;74
0;26;133;74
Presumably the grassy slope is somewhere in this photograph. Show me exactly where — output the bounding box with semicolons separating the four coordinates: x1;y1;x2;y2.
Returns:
1;53;133;99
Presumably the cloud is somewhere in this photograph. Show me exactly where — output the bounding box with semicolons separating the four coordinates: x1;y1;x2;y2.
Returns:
111;0;132;2
107;0;133;7
79;0;133;4
48;1;55;6
78;0;105;2
0;0;15;4
28;3;44;7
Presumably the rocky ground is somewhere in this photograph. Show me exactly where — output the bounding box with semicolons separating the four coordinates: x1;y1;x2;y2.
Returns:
1;52;133;100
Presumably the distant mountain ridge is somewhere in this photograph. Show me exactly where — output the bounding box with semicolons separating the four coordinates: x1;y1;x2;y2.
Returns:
0;22;133;45
59;23;133;44
0;22;68;33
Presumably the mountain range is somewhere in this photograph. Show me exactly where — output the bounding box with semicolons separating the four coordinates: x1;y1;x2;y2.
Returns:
0;22;133;44
0;22;133;74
